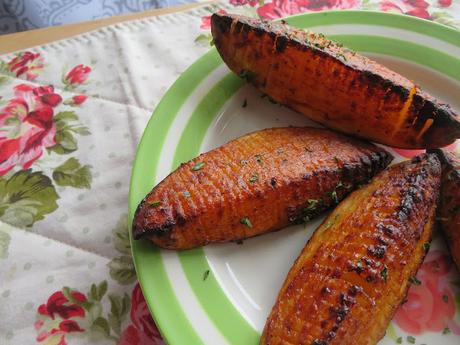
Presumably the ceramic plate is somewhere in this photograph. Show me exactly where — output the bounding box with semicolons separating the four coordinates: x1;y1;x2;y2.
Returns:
129;10;460;345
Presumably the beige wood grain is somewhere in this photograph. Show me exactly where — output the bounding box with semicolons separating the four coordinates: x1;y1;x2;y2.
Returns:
0;1;214;54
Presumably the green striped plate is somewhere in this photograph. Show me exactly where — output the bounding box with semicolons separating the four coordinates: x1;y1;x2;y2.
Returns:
129;10;460;345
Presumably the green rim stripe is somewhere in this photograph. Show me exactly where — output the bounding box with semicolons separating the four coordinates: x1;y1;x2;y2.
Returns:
171;73;258;344
172;36;460;342
286;10;460;48
128;49;221;345
129;11;460;345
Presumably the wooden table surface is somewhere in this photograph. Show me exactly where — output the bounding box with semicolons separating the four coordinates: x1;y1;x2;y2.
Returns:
0;1;212;55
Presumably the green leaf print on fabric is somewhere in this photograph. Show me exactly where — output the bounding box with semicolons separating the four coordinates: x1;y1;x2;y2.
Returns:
48;111;90;155
53;157;92;189
108;256;136;285
0;170;59;228
108;293;131;337
0;229;11;259
108;215;137;285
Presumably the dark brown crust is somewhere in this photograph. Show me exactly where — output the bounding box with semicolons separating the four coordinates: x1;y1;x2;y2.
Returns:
211;13;460;149
132;127;393;249
429;149;460;271
261;153;441;345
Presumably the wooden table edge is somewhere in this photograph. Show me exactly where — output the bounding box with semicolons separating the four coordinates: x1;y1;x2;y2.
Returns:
0;1;216;55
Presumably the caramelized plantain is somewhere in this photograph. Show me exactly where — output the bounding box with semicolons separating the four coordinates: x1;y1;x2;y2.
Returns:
430;149;460;270
133;127;392;249
261;153;441;345
211;13;460;149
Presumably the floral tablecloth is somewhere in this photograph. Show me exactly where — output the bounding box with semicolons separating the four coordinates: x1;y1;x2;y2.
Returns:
0;1;459;345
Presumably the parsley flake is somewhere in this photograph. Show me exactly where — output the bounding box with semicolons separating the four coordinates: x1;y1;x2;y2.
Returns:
331;190;338;203
442;294;449;303
396;337;402;344
409;276;421;285
307;199;319;210
443;327;450;335
423;242;430;252
407;336;415;344
148;200;161;207
192;162;205;171
240;217;253;228
249;173;259;183
380;266;388;282
203;270;210;281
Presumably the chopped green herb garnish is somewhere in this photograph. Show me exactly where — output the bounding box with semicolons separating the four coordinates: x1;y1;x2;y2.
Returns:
443;327;450;335
307;199;319;210
409;276;421;285
182;191;190;197
356;259;363;272
239;69;257;80
380;266;388;282
192;162;205;171
423;242;430;252
240;159;248;166
255;154;263;165
203;270;210;281
305;147;312;153
148;200;161;207
249;173;259;183
337;52;348;61
407;336;416;344
396;337;402;344
242;99;247;108
240;217;253;228
336;181;344;189
333;156;340;164
331;190;338;203
324;214;339;230
442;294;449;303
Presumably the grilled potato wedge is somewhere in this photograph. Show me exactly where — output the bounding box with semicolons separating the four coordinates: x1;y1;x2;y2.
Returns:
133;127;392;249
261;153;441;345
211;13;460;149
430;149;460;270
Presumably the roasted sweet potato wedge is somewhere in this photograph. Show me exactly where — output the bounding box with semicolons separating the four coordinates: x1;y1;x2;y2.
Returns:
133;127;392;249
430;149;460;270
261;153;441;345
211;13;460;149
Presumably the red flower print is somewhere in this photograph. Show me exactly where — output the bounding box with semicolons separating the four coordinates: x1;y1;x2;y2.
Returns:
394;251;460;335
201;9;228;29
438;0;452;7
72;95;87;105
393;142;457;159
6;51;44;81
35;289;87;345
38;291;86;320
118;284;164;345
380;0;431;20
257;0;360;19
63;64;91;88
230;0;259;6
0;83;61;176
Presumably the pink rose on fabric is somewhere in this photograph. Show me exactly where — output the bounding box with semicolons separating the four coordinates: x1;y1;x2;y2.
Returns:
201;9;228;29
230;0;259;6
394;251;460;335
257;0;360;20
118;283;165;345
0;83;62;176
63;64;91;87
6;51;44;81
380;0;431;19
